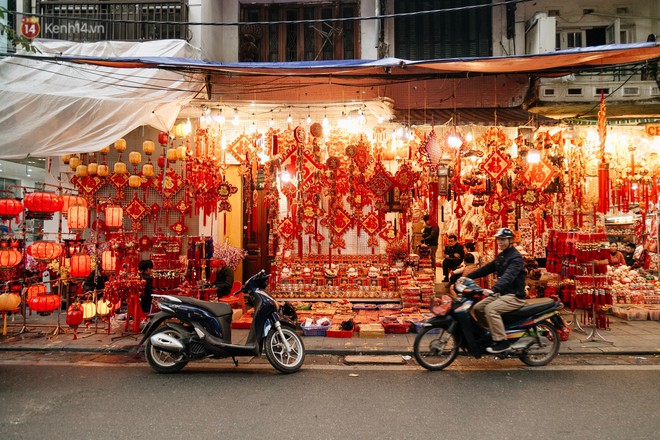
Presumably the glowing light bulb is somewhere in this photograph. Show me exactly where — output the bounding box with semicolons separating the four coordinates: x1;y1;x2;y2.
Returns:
287;114;293;124
306;114;312;124
527;148;541;164
269;117;275;127
280;170;291;183
232;110;240;126
447;133;462;148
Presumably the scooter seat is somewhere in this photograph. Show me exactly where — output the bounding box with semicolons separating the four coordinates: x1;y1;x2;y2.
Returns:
502;297;559;323
171;295;233;317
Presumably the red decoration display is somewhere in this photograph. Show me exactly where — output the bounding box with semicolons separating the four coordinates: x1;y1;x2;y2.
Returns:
480;149;512;182
28;294;61;315
0;248;22;269
70;253;91;278
27;241;63;262
23;192;63;218
67;204;89;231
0;198;23;221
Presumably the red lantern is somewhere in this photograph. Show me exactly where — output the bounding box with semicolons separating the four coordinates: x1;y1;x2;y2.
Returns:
105;205;123;229
26;283;47;301
27;241;63;262
158;131;169;145
66;303;84;328
61;195;87;213
0;248;22;270
23;192;63;219
101;250;117;272
28;294;61;315
70;253;91;278
67;204;89;231
0;198;23;221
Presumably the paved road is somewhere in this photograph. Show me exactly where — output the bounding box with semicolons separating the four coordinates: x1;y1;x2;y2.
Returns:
1;353;658;440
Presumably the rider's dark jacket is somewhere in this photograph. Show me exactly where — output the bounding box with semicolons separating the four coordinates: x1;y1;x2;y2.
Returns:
467;246;526;298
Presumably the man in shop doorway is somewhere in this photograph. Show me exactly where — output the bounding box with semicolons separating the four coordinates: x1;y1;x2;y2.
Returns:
464;228;526;354
441;234;464;282
421;214;440;272
214;261;235;298
138;259;154;314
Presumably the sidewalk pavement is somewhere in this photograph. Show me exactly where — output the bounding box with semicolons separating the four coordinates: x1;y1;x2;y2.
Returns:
0;313;658;356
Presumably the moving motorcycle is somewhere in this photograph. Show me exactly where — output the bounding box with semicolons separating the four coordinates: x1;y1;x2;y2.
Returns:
139;270;305;374
414;278;563;370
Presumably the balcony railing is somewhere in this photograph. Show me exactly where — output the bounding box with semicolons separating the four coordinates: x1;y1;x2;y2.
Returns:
35;1;189;42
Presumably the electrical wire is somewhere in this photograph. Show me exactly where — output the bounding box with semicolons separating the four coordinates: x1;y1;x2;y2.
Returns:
14;0;532;27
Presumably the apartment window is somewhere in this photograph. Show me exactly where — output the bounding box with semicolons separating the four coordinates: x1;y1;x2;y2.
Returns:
36;1;189;42
240;2;359;62
394;0;492;59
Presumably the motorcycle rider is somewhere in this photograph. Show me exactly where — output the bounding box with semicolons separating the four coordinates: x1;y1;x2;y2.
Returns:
463;228;526;353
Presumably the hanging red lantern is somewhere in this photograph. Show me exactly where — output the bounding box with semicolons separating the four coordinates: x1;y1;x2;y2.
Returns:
101;250;117;272
26;283;47;301
66;302;84;328
61;195;87;214
158;132;169;145
0;198;23;221
0;248;22;270
66;302;85;339
27;241;63;262
23;192;63;219
67;204;89;231
105;205;123;229
28;294;61;315
70;253;91;278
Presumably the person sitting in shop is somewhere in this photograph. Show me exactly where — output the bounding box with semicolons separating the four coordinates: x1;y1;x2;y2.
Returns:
624;243;636;267
632;242;650;270
83;266;109;298
420;214;440;269
441;234;465;282
448;253;478;287
605;242;626;267
138;259;154;314
213;261;235;298
464;242;481;267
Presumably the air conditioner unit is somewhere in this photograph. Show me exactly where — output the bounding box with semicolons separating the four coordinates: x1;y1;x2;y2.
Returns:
525;12;556;54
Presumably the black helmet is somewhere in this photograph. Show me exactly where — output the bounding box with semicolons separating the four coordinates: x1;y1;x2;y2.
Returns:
493;228;514;239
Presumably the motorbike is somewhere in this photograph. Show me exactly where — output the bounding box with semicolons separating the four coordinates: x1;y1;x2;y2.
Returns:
139;270;305;374
413;277;564;370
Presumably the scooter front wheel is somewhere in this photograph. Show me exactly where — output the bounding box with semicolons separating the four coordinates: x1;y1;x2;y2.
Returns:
265;326;305;373
413;326;459;371
145;327;189;374
520;321;560;367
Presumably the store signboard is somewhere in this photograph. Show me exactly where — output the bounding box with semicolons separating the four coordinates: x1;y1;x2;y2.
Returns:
645;124;660;136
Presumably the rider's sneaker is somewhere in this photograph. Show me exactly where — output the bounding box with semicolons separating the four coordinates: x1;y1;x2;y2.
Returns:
486;340;510;353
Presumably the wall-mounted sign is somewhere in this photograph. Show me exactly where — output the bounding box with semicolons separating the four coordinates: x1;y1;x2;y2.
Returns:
645;124;660;136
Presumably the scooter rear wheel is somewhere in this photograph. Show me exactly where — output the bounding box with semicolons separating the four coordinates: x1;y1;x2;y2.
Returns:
520;321;560;367
265;326;305;373
413;326;459;371
145;327;189;374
